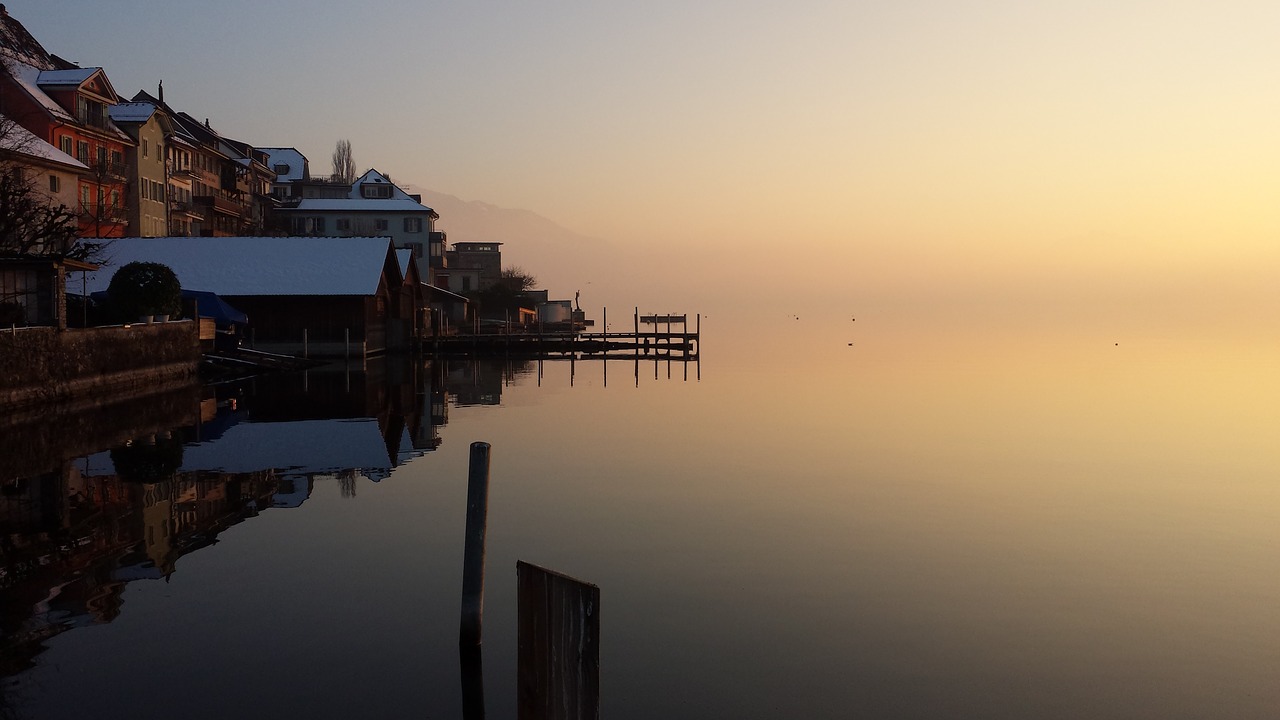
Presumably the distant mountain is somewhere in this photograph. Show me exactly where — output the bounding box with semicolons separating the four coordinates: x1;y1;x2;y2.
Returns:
403;186;620;298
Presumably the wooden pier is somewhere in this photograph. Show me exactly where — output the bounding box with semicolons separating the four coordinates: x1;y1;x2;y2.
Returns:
430;308;699;361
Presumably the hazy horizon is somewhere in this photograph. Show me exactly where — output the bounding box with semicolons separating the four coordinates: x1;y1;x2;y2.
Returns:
8;0;1277;347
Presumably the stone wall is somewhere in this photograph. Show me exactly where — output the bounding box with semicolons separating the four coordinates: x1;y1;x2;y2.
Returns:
0;322;200;409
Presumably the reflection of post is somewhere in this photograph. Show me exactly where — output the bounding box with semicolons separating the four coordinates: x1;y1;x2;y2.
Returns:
460;643;486;720
460;441;492;645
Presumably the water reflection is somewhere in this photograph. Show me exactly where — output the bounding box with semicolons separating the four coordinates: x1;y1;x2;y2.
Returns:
0;356;545;680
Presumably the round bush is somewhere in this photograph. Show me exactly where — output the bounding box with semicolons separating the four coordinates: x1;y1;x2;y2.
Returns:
107;261;182;320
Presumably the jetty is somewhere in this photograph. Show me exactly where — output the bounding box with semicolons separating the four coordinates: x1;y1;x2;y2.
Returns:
430;309;699;360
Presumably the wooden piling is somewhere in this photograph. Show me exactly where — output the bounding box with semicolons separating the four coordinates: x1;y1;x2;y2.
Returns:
517;561;600;720
460;441;492;645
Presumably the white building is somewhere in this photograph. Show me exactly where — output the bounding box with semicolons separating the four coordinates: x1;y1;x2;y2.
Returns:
274;168;444;281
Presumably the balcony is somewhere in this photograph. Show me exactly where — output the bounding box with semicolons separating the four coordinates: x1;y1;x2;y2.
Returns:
78;203;127;224
193;193;245;217
170;201;202;218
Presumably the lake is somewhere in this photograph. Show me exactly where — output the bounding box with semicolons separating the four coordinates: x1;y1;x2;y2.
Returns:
1;315;1277;719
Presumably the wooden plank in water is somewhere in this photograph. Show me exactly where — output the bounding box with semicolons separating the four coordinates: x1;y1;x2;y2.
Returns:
517;561;600;720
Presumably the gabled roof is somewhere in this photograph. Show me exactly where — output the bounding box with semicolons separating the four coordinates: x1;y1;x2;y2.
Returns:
0;113;87;171
291;168;438;215
35;67;97;87
37;66;119;104
107;102;158;124
4;60;130;141
260;147;308;181
6;60;74;122
0;8;54;69
80;237;401;297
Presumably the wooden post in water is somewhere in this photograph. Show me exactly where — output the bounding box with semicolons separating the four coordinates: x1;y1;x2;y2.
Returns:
517;561;600;720
303;328;308;358
460;441;492;645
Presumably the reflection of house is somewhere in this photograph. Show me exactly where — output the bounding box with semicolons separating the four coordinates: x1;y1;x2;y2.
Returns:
79;236;413;356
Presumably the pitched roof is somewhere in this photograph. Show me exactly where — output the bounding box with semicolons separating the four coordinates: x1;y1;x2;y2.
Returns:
81;236;400;297
0;112;88;170
6;60;73;121
107;102;158;124
260;147;308;181
0;7;54;68
35;67;98;87
291;169;438;215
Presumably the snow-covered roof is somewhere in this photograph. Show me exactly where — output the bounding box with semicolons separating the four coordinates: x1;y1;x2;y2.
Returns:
81;419;399;477
35;67;98;87
0;113;88;170
260;147;308;181
178;419;395;475
80;236;399;297
294;197;435;213
395;249;414;279
6;60;73;121
289;169;437;215
107;102;157;124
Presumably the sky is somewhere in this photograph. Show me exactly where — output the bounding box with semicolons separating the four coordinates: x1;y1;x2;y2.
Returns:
10;1;1279;340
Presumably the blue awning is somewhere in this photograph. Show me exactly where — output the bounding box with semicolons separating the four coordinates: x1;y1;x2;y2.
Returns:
182;290;248;326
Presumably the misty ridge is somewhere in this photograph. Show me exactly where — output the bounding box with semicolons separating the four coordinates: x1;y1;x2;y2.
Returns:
403;186;623;298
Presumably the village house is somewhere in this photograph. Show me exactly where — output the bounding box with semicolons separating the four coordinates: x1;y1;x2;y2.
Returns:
79;237;417;357
0;10;134;239
272;166;446;283
107;102;170;237
127;89;276;237
259;147;309;201
444;241;502;294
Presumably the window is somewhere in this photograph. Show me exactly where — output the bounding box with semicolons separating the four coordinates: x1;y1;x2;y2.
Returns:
335;219;351;232
404;217;422;233
80;184;91;209
293;217;325;234
76;141;89;163
142;138;149;158
48;175;60;193
462;276;472;292
60;136;72;155
375;219;388;231
361;183;393;199
273;163;290;175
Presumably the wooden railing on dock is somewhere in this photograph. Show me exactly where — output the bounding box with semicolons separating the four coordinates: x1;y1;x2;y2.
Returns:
430;308;700;361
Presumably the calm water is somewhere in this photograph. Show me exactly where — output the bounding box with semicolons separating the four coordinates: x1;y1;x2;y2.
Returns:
2;316;1277;719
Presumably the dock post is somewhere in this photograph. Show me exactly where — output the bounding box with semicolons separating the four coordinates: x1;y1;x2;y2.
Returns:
345;328;350;359
460;441;492;646
303;328;308;358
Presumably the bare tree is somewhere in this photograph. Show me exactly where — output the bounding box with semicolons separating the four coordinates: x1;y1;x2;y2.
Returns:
500;266;538;292
331;138;356;184
0;113;82;259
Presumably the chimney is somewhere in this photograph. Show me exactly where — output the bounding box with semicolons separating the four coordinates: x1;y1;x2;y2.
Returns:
158;80;164;103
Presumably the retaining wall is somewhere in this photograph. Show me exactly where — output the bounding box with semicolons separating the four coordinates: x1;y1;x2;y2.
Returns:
0;322;200;409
